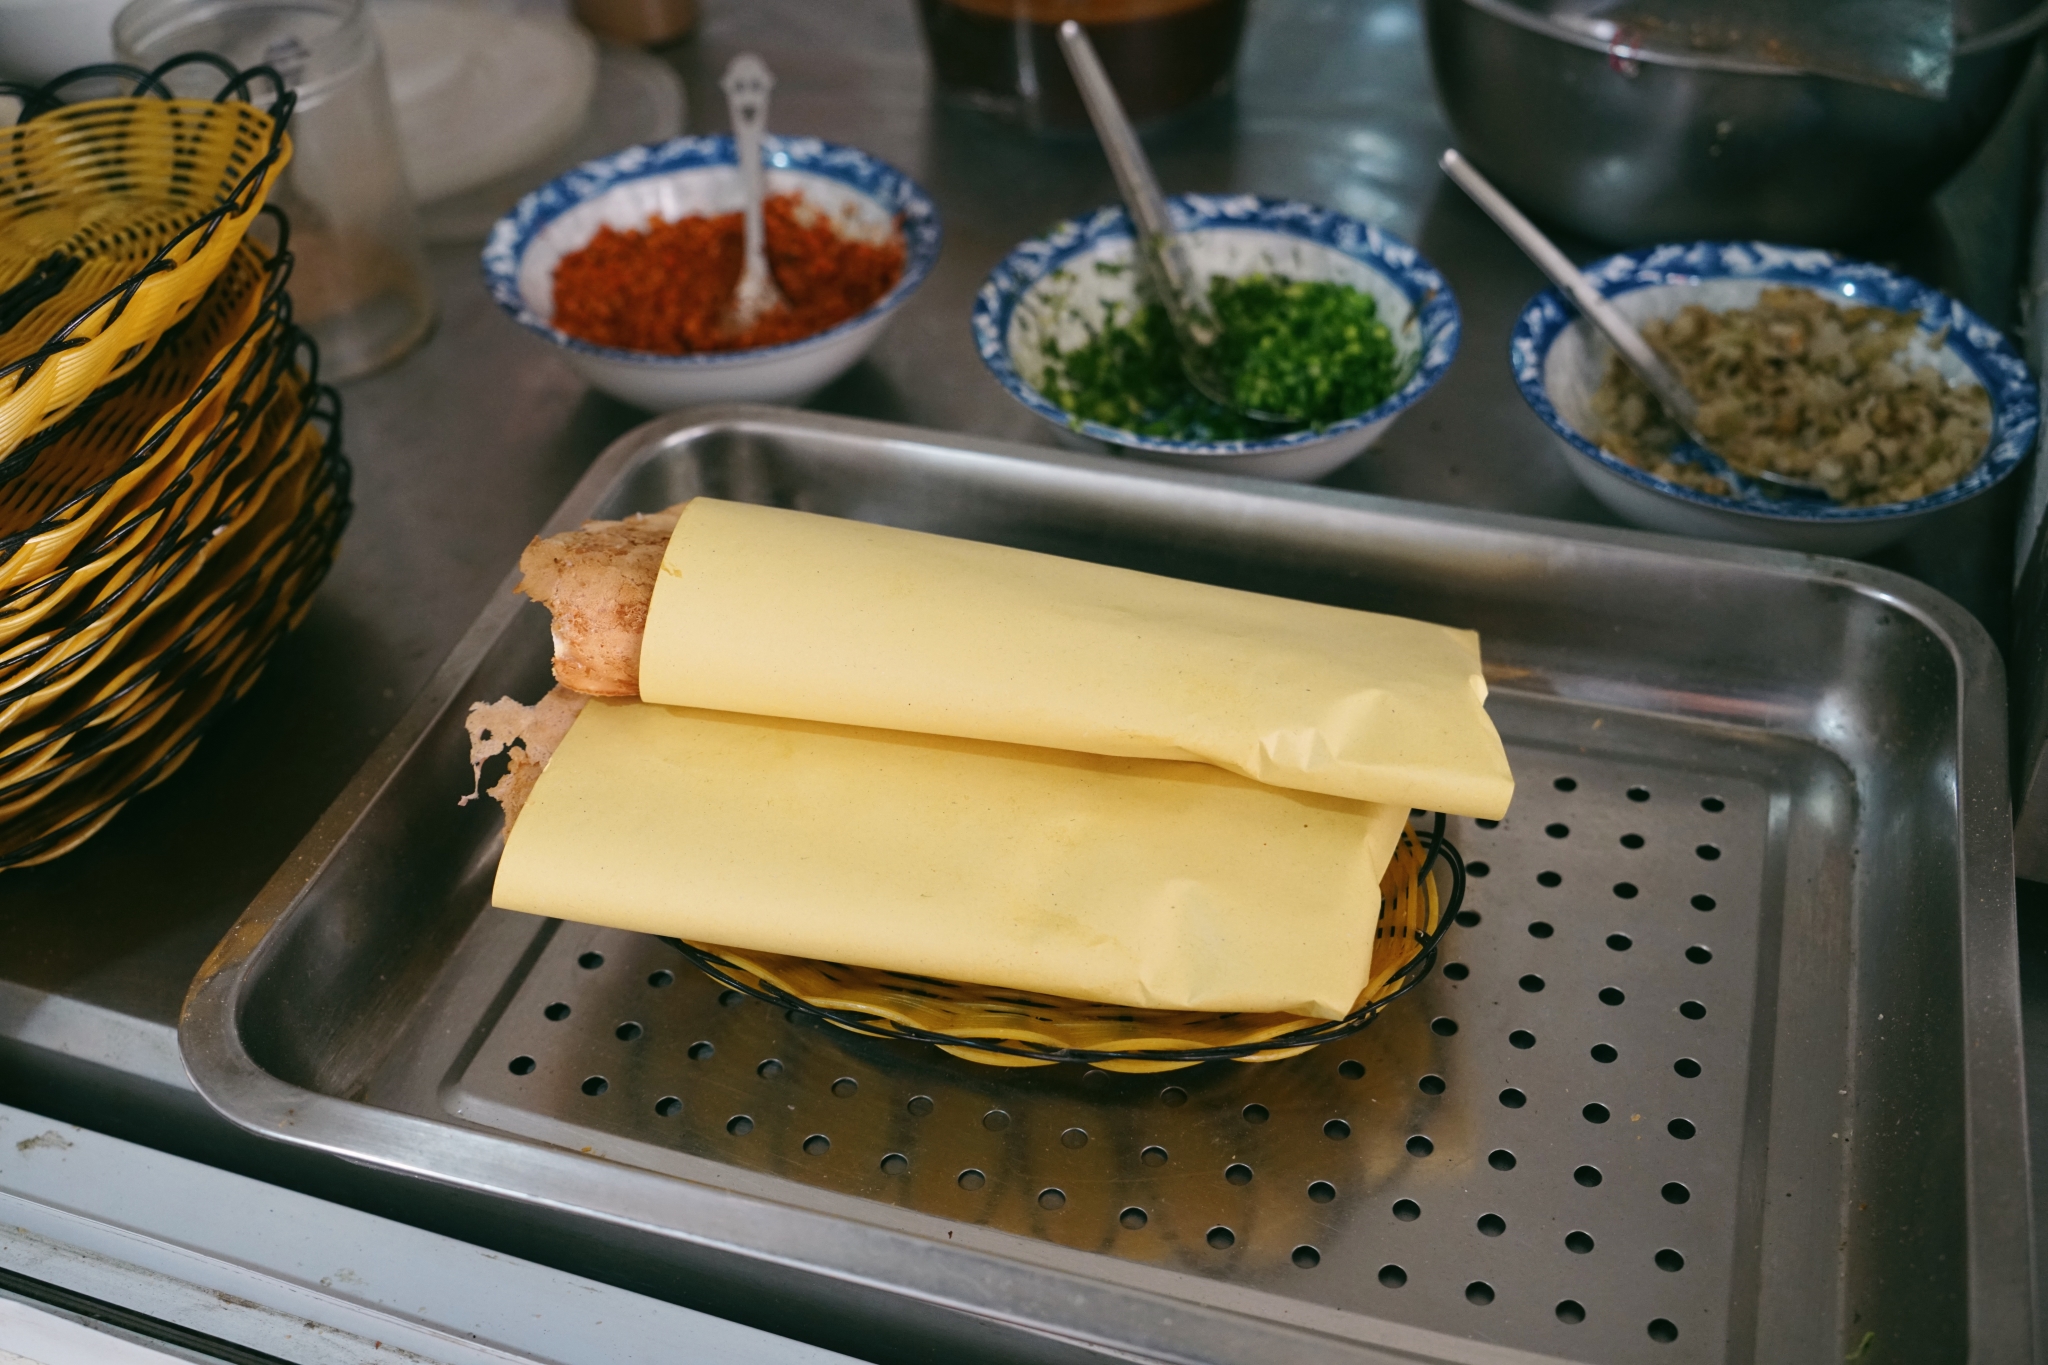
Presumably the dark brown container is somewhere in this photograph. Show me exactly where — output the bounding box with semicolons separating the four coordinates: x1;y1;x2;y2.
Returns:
916;0;1246;131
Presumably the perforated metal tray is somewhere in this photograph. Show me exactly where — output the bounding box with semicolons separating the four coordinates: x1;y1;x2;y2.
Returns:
182;408;2033;1365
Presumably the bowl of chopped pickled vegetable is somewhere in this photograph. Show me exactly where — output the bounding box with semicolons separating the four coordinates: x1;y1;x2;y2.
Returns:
1512;242;2038;557
484;135;941;410
972;195;1459;481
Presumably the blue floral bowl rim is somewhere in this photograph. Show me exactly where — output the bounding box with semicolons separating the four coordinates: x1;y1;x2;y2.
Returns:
1509;241;2039;524
481;134;943;368
971;194;1461;457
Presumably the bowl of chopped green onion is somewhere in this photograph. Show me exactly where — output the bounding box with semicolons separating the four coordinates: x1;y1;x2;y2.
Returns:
972;195;1460;481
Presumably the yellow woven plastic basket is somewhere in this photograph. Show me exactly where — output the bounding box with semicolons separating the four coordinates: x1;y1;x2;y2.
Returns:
0;65;293;459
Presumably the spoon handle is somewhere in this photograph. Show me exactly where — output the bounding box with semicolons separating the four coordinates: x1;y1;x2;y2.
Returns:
1439;148;1699;430
722;54;776;301
1056;21;1217;347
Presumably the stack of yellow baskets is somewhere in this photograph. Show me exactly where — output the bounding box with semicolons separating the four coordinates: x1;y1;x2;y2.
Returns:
0;61;351;869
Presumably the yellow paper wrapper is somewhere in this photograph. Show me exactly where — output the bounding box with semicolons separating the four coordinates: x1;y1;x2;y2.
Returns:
493;698;1410;1019
638;499;1513;819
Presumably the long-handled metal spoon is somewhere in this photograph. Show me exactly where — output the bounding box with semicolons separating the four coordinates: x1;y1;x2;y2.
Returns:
1438;148;1826;498
722;53;787;332
1055;21;1296;424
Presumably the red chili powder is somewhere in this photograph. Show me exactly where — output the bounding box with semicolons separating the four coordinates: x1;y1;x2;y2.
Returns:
549;193;907;354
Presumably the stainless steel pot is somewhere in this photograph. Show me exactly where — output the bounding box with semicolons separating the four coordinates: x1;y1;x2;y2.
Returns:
1423;0;2048;245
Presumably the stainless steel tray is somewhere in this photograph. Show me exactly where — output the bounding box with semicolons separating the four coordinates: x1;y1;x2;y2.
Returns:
182;408;2033;1365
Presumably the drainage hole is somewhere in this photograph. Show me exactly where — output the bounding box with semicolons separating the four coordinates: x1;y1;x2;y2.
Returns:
1692;893;1717;911
1430;1017;1458;1036
1119;1207;1148;1229
1612;882;1639;899
581;1076;608;1097
1061;1127;1089;1150
1680;1000;1707;1020
1340;1059;1367;1079
727;1115;753;1136
1160;1085;1189;1108
1557;1300;1586;1324
1695;844;1720;861
907;1094;934;1117
1565;1229;1595;1253
1656;1248;1686;1272
1466;861;1490;878
1405;1134;1432;1157
1141;1146;1169;1167
1583;1103;1610;1124
757;1059;783;1079
1224;1163;1253;1186
1476;1213;1505;1237
880;1152;908;1174
1326;1119;1353;1140
958;1168;986;1190
1038;1188;1066;1212
1528;922;1555;940
1292;1245;1321;1269
1628;786;1651;802
1599;988;1628;1008
1537;871;1563;888
832;1077;859;1097
655;1096;681;1117
1702;796;1725;812
1546;823;1570;839
1510;1030;1537;1050
1675;1057;1702;1079
543;1002;571;1021
1668;1118;1696;1140
1573;1165;1602;1187
577;952;604;969
615;1022;643;1042
647;969;674;988
1442;962;1469;980
1620;832;1645;849
1419;1074;1446;1095
1390;1197;1418;1220
1591;1043;1618;1063
1649;1319;1679;1343
1455;910;1481;927
687;1041;715;1061
1243;1103;1270;1123
1607;933;1633;951
1519;974;1545;993
1474;818;1500;829
1686;945;1714;964
1662;1182;1691;1204
1465;1281;1495;1306
1488;1149;1517;1171
983;1109;1011;1131
508;1056;535;1075
803;1134;831;1156
1307;1181;1337;1204
1499;1087;1526;1108
1379;1265;1408;1288
1206;1226;1234;1249
717;989;744;1007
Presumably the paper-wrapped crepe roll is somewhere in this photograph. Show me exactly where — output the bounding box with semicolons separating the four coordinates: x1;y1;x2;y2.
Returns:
636;499;1513;819
490;698;1411;1019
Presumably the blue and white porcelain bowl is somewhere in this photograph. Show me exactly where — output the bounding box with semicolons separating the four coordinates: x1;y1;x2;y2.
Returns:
1513;242;2038;558
973;196;1460;483
483;135;941;410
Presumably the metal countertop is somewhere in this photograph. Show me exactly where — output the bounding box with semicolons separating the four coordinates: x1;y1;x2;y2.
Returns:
5;0;2047;1350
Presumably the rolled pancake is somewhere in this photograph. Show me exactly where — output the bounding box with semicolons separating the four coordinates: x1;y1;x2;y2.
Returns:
639;499;1513;819
492;698;1411;1019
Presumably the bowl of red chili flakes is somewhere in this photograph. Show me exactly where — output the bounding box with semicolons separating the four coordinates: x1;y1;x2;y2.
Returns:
483;135;941;409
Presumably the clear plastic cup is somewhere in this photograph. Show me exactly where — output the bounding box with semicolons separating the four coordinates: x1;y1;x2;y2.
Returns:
115;0;435;380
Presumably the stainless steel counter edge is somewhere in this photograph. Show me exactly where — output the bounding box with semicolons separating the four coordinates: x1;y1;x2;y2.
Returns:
177;406;2034;1365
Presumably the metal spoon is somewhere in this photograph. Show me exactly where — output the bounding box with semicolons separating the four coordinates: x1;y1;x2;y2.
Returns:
1438;148;1827;498
1055;21;1296;425
722;53;787;333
